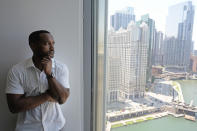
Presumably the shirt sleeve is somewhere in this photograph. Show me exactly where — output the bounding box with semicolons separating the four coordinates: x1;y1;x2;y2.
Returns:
5;67;24;94
57;64;70;89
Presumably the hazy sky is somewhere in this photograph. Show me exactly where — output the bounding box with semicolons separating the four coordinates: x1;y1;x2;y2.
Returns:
108;0;197;49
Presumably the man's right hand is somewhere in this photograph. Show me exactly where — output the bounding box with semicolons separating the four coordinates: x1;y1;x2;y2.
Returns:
48;95;57;102
45;90;58;102
6;91;57;114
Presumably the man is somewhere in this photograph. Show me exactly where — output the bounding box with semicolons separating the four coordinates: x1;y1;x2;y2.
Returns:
5;30;70;131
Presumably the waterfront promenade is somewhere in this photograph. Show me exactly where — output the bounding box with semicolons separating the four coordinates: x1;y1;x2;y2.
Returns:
106;80;197;130
109;112;169;129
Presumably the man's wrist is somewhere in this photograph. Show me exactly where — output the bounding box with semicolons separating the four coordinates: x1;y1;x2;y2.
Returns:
46;72;54;79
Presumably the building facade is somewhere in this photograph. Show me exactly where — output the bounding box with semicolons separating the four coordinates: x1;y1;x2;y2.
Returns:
110;7;135;31
137;14;156;82
107;22;149;103
164;1;195;70
154;31;164;66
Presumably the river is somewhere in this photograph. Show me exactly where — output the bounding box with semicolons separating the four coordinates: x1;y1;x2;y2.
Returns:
111;80;197;131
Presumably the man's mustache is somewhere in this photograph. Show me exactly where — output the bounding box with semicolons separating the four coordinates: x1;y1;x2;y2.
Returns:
48;51;54;55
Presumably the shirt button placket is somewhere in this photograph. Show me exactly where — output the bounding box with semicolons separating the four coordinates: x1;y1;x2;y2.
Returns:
42;73;47;131
38;72;45;131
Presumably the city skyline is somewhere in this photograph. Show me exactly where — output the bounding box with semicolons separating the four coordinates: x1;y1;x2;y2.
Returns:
106;1;197;130
108;0;197;49
110;7;135;31
107;1;195;103
164;1;195;69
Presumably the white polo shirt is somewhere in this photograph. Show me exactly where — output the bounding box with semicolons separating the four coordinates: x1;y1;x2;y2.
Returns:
6;58;70;131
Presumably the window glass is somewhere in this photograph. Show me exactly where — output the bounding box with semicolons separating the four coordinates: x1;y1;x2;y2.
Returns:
105;0;197;131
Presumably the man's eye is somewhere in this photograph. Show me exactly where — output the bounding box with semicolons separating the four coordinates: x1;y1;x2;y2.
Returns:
42;42;48;45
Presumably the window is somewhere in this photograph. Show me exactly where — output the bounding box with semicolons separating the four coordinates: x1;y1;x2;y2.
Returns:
91;0;197;131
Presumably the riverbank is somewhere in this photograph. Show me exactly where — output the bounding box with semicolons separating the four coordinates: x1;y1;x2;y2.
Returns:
109;112;169;129
111;115;197;131
106;80;197;130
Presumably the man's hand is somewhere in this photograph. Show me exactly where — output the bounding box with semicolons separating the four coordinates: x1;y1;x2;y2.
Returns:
47;94;57;102
41;57;61;102
6;91;56;113
45;89;58;102
41;56;70;104
41;56;52;76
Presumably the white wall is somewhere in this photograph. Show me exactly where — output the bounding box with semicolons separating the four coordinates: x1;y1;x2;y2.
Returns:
0;0;83;131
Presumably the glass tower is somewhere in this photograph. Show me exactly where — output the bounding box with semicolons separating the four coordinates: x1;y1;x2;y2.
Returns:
110;7;135;31
164;1;195;70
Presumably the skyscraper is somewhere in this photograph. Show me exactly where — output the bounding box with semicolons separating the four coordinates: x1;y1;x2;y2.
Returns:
137;14;156;82
106;28;122;102
164;1;195;70
154;31;164;65
110;7;135;31
107;22;149;103
163;37;177;65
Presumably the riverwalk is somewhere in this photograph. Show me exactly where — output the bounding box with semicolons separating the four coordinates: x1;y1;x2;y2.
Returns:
146;92;172;103
108;80;197;131
109;112;169;129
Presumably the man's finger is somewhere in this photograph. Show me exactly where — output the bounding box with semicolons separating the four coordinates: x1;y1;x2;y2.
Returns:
42;58;50;61
41;60;49;63
41;61;49;64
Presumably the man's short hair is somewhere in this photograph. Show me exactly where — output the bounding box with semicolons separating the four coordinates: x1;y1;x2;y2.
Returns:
29;30;50;45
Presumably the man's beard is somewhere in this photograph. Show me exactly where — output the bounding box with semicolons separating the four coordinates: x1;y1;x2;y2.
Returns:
36;51;54;59
48;51;55;58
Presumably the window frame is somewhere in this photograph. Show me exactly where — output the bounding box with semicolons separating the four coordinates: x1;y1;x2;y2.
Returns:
83;0;108;131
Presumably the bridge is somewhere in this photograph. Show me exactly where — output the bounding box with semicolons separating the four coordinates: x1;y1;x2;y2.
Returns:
155;72;187;80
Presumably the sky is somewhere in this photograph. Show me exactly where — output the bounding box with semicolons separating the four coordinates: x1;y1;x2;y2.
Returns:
108;0;197;49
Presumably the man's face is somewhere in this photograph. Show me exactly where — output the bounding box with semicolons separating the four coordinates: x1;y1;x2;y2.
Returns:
32;33;55;59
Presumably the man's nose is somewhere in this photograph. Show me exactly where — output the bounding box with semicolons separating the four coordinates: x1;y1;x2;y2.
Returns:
49;43;54;50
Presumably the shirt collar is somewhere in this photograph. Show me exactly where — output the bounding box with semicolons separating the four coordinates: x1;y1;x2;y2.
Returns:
26;57;55;69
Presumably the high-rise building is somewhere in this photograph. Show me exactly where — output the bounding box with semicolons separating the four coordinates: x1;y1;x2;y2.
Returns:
137;14;156;82
110;7;135;31
163;37;178;65
154;31;164;65
190;55;197;72
106;28;122;102
107;22;149;103
193;50;197;56
164;1;195;70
